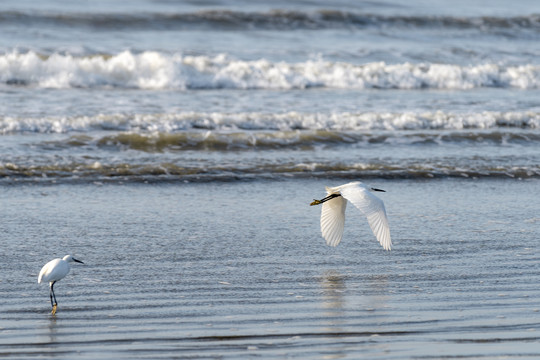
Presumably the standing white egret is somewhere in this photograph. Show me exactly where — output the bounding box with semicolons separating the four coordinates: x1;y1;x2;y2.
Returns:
38;255;84;315
310;181;391;250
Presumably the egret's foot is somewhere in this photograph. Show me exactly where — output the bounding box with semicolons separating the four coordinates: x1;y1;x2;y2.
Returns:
51;304;57;315
310;199;322;206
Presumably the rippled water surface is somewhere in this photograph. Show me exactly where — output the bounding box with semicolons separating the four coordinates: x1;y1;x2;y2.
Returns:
1;179;539;359
1;0;540;357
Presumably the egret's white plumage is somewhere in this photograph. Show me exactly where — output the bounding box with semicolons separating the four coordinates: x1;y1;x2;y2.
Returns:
311;181;392;250
38;255;83;314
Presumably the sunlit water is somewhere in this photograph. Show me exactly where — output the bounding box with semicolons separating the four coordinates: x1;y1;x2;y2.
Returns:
1;0;540;357
1;179;538;359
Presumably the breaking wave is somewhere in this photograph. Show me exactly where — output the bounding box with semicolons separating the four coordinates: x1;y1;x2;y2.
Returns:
1;111;539;135
2;51;540;90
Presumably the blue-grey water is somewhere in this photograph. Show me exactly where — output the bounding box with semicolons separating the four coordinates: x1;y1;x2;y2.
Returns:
1;180;539;359
0;0;539;358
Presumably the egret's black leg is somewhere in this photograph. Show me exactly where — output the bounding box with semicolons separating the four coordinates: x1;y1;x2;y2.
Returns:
51;282;58;306
49;282;55;307
50;281;58;315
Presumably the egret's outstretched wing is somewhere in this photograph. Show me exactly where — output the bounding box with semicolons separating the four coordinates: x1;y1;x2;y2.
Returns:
340;184;392;250
320;195;347;247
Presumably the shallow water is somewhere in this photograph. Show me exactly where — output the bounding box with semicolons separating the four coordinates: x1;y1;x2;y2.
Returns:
1;0;540;357
1;179;539;359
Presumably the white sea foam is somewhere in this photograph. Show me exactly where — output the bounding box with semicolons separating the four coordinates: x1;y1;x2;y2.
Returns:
1;111;539;134
1;51;540;90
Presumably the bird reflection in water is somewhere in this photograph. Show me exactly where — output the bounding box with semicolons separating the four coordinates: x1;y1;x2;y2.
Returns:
319;271;391;327
47;316;58;343
318;271;391;359
320;270;347;327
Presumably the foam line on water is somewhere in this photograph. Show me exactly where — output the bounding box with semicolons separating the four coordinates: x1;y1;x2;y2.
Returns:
1;110;539;134
2;51;540;90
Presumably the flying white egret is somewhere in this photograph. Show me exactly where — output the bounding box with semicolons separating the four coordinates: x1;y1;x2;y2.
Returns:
38;255;84;315
310;181;391;250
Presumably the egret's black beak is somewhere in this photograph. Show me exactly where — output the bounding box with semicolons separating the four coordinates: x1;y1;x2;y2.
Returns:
73;258;84;264
371;188;386;192
310;193;342;206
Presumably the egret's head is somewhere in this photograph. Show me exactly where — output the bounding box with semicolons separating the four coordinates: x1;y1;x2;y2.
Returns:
62;255;84;264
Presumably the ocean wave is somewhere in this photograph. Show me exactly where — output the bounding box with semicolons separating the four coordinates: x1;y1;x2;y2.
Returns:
1;160;539;183
1;111;539;135
1;10;539;32
30;130;538;153
1;51;540;90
